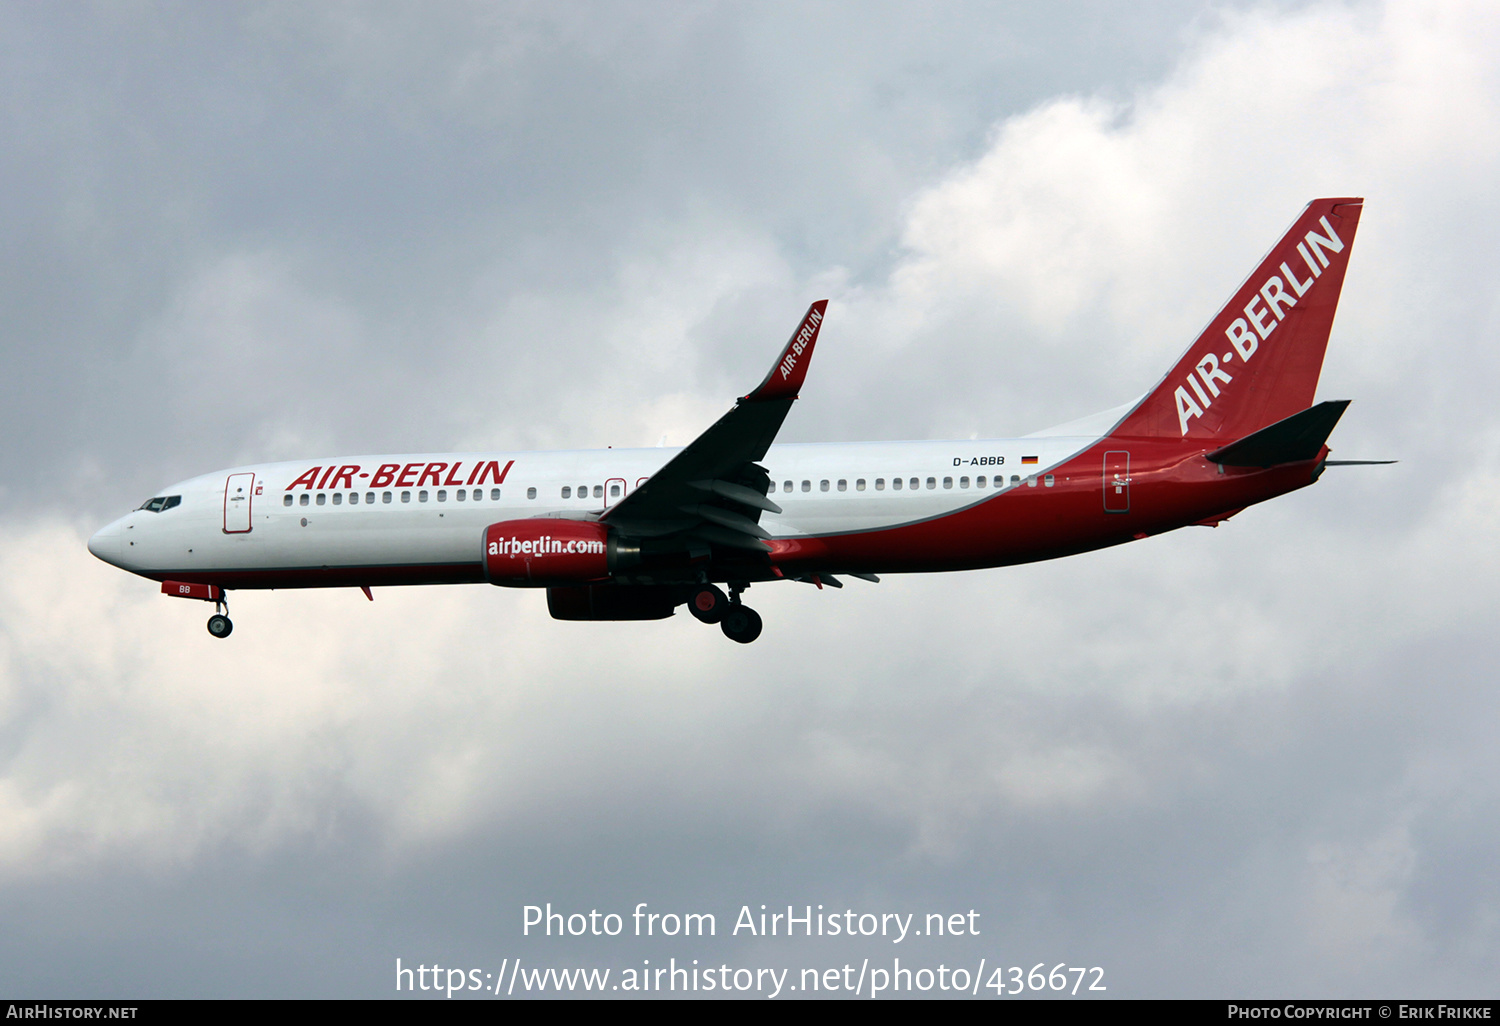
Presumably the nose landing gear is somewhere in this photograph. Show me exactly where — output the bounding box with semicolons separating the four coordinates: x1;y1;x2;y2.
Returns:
160;580;235;638
207;593;233;638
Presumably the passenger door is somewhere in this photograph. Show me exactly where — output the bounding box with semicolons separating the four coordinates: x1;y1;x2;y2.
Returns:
224;473;255;533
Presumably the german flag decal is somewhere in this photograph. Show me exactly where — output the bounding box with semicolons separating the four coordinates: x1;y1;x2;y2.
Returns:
1021;455;1039;465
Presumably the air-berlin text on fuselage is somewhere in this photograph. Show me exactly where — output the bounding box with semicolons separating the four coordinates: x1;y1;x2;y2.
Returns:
283;460;515;491
778;308;823;381
1174;215;1346;435
487;535;606;558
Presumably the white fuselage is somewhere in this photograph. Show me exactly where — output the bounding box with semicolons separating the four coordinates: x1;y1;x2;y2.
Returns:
88;436;1091;584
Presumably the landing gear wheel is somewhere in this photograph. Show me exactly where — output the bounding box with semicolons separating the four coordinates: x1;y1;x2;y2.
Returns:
720;605;762;644
689;584;728;624
207;614;233;638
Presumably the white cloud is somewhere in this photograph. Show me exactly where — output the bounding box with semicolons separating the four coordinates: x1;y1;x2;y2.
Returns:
838;0;1500;440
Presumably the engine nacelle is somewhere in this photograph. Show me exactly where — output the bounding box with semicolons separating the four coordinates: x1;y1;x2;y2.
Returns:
483;520;613;585
547;584;677;621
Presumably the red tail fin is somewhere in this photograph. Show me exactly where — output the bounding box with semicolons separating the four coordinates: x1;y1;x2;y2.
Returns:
1114;198;1363;441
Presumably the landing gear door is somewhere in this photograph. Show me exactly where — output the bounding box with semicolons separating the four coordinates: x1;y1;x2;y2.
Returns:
1103;452;1130;513
224;473;255;533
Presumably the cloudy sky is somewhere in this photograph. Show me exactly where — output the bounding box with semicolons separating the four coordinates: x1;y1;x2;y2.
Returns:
2;0;1498;999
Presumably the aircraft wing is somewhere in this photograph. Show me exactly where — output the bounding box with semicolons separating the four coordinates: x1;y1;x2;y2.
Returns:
601;301;827;551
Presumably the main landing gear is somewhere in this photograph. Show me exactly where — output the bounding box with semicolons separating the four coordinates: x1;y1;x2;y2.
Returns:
719;604;762;644
689;581;762;643
688;584;728;624
207;594;233;638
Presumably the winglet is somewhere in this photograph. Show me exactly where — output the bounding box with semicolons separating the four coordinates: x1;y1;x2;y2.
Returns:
742;300;828;402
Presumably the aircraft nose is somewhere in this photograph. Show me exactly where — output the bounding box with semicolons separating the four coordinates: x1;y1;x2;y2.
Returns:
88;519;123;566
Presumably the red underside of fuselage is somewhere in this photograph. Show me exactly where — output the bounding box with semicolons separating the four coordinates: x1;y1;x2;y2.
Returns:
771;439;1322;576
146;440;1322;591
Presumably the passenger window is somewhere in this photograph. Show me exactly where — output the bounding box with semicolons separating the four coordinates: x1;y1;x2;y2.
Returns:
820;480;829;492
593;485;603;499
856;479;866;491
1010;475;1020;485
419;490;429;502
801;480;810;492
316;494;327;506
925;477;935;489
491;488;501;500
976;476;985;488
943;477;953;489
893;478;903;490
783;481;792;493
610;484;621;498
960;477;970;488
1044;474;1055;487
349;492;359;505
299;494;310;506
767;481;776;493
401;491;411;503
456;488;466;501
528;487;537;499
472;489;481;501
875;478;885;490
382;492;392;503
561;486;571;498
1027;476;1036;487
283;494;293;507
332;493;342;505
837;479;847;491
437;489;447;501
366;492;375;504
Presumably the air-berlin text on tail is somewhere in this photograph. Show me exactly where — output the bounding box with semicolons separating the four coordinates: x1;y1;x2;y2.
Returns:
779;308;823;381
1175;215;1345;435
283;459;514;491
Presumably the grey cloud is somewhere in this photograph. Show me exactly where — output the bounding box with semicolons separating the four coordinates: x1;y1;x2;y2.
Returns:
1;0;1250;518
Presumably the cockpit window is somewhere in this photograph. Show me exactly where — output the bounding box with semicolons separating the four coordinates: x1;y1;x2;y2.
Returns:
138;495;182;513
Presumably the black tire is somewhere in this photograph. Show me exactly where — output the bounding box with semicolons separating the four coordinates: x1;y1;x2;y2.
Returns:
720;605;763;644
207;614;233;638
688;584;728;624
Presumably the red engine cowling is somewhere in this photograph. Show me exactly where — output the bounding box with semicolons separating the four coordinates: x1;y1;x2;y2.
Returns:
483;520;612;585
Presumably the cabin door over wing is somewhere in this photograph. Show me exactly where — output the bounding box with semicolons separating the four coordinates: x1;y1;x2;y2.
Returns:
224;473;255;533
1103;452;1130;513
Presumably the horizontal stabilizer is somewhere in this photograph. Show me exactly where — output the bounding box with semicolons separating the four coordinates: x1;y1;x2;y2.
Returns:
1206;400;1351;467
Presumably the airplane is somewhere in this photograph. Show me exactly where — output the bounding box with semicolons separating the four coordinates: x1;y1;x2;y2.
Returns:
89;197;1384;644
